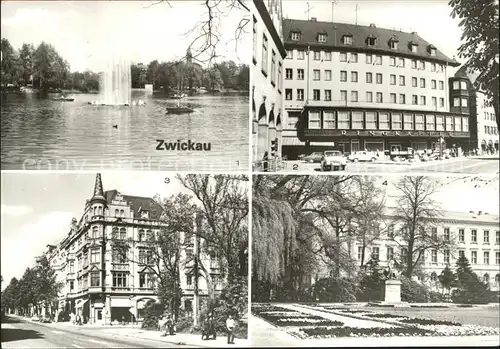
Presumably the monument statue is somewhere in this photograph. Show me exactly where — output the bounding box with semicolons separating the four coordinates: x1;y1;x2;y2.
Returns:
383;259;399;280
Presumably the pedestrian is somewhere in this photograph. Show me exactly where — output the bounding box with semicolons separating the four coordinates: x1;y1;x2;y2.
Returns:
201;316;210;340
226;314;235;344
158;314;167;336
167;314;174;335
209;315;216;340
263;151;269;172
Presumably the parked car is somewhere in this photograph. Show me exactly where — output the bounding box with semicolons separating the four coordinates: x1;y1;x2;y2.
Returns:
39;315;51;323
302;152;324;163
321;150;347;171
347;151;378;162
30;315;40;322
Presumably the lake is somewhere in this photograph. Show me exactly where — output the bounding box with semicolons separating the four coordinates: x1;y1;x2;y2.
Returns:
1;91;249;171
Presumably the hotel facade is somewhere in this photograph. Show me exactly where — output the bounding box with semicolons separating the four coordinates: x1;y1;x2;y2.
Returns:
48;174;223;324
251;0;286;168
280;18;472;159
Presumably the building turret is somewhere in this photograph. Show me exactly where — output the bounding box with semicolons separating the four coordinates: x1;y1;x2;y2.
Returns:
90;173;107;219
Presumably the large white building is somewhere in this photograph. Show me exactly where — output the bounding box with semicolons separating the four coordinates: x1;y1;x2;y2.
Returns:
48;174;223;324
251;0;287;169
280;18;469;159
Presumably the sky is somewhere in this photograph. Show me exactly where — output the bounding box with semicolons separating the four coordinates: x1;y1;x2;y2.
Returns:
282;0;464;73
1;0;251;72
0;171;194;289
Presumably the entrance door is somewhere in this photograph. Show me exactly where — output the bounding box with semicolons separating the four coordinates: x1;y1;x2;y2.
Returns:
337;144;345;154
95;308;103;325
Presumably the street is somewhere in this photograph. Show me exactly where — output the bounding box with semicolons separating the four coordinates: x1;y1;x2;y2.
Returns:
281;157;499;174
1;316;186;348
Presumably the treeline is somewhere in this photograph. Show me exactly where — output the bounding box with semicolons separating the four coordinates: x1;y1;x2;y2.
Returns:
131;60;249;92
1;255;62;317
1;38;249;93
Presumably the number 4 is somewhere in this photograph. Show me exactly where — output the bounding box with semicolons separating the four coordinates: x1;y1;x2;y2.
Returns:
382;180;388;186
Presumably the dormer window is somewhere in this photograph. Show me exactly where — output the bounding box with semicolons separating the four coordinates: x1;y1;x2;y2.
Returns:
342;35;353;45
318;33;327;43
141;211;149;219
410;41;418;53
428;44;436;56
389;38;399;50
291;31;301;41
366;35;376;46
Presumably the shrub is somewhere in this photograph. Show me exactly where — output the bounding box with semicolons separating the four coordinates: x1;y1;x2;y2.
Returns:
356;259;384;302
312;277;358;303
400;276;430;303
428;291;446;303
399;318;461;326
141;300;165;330
452;256;491;304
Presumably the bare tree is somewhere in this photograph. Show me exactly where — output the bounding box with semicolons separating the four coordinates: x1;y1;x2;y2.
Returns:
391;176;455;278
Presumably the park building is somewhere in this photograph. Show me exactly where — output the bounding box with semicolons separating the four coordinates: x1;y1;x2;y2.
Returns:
451;66;499;154
251;0;287;170
49;173;224;325
280;18;474;160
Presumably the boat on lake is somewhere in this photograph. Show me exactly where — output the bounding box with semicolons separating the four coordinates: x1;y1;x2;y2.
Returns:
52;96;75;102
170;93;187;99
166;106;194;114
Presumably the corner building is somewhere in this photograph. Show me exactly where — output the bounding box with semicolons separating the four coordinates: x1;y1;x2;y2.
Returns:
51;174;223;324
251;0;286;168
281;18;471;159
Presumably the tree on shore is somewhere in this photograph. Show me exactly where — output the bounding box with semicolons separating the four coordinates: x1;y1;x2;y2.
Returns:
438;265;455;295
452;255;490;304
449;0;499;129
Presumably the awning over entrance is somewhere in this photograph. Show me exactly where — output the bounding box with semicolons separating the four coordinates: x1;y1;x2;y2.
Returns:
310;141;336;146
75;299;89;309
282;137;304;146
111;298;131;307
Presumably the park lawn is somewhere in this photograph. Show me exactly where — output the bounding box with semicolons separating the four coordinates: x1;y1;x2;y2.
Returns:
368;306;500;328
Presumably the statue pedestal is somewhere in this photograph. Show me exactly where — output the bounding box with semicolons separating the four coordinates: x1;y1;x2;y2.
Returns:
384;279;402;303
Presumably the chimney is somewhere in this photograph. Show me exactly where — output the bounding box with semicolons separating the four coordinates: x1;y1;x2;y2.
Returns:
478;211;482;215
311;17;317;22
369;23;376;28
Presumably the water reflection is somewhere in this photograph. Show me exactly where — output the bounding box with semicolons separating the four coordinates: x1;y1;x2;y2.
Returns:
1;91;249;170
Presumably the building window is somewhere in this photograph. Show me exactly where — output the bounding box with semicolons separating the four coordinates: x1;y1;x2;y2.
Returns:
403;114;413;130
426;114;435;130
379;112;389;130
313;89;320;101
420;96;426;105
70;281;74;291
461;97;468;107
399;94;406;104
90;249;100;264
115;209;119;216
286;49;293;59
419;61;425;70
459;250;465;259
390;74;396;85
444;228;450;241
323;111;335;128
113;272;128;287
462;117;468;131
340;70;347;82
366;72;373;83
323;89;332;101
313;51;321;61
357;246;363;260
440;98;445;108
390;40;398;50
484;230;489;244
261;35;268;76
291;31;300;41
298;50;305;60
439;80;444;90
318;33;327;42
297;69;304;80
496;252;500;264
338;111;350;129
411;60;417;69
285;89;292;100
297;89;304;101
309;111;321;129
340;52;347;62
431;227;438;240
412;95;418;105
431;80;437;89
313;69;320;80
343;35;353;45
119;227;126;240
325;70;332;81
139;273;152;288
252;16;257;62
340;90;347;102
91;272;100;287
461;81;467;89
459;229;465;242
484;252;490;265
375;55;382;65
471;229;477;243
366;111;376;129
372;247;380;260
376;73;382;84
444;250;450;264
431;250;437;263
420;78;425;88
431;272;438;281
325;51;332;61
390;93;397;104
351;53;358;63
367;37;376;46
376;92;383;103
285;68;293;79
351;71;358;82
453;97;460;107
411;77;417;88
432;97;437;108
399;75;405;86
390;57;396;66
496;231;499;245
352;111;363;129
69;260;75;273
430;48;436;56
387;247;394;261
398;57;404;67
366;54;373;64
453;81;460;90
436;115;444;131
366;92;373;103
392;113;402;129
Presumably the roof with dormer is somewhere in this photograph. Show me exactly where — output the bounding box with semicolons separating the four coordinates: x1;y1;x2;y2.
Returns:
282;18;460;66
104;189;163;220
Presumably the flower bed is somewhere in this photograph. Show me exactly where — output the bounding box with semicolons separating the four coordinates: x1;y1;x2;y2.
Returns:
290;326;432;339
364;313;409;319
276;318;344;327
251;304;297;315
339;309;370;314
399;318;461;326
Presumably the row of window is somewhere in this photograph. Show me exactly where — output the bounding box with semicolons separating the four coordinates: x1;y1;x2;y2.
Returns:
307;110;469;132
458;250;500;265
484;111;496;121
70;272;153;290
452;80;468;91
291;31;438;57
484;125;499;136
253;16;283;91
459;229;500;244
285;49;445;72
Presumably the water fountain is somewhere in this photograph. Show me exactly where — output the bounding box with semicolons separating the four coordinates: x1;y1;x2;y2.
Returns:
98;55;131;106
